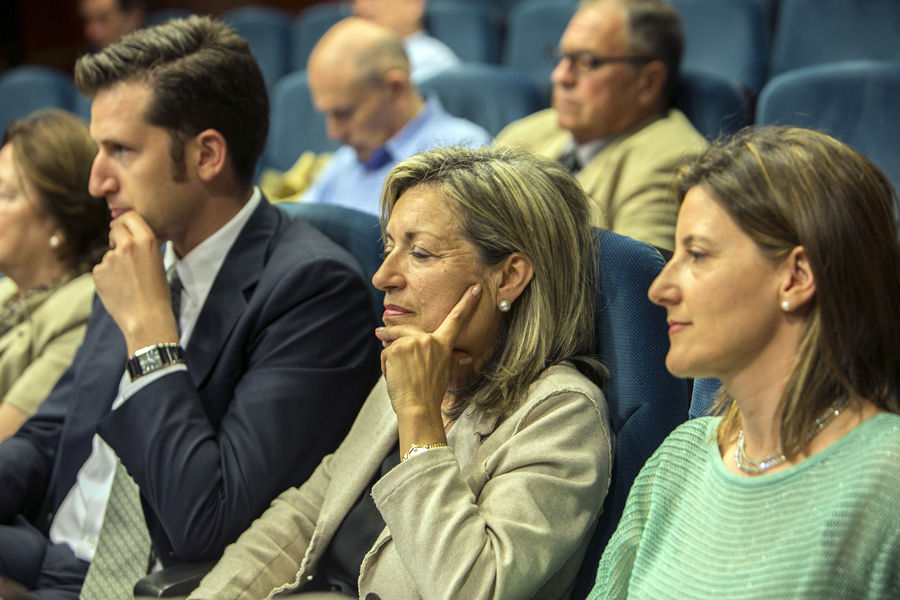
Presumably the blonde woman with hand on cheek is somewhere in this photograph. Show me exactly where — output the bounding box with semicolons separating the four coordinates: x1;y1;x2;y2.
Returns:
188;146;613;600
589;126;900;600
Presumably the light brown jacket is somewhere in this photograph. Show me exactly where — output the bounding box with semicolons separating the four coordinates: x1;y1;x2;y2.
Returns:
189;364;612;600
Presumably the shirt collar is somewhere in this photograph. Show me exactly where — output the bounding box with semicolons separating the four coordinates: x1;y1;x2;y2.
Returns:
361;95;437;171
163;187;262;312
567;136;611;168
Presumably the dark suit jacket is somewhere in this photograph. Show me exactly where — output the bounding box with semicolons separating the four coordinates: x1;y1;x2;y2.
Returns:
0;198;380;566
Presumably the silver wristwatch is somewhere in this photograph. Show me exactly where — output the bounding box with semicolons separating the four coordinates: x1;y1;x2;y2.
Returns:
126;343;185;380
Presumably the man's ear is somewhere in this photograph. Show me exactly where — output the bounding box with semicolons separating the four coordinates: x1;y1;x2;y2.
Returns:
636;60;667;108
383;68;410;99
779;245;816;312
496;252;535;306
194;129;228;182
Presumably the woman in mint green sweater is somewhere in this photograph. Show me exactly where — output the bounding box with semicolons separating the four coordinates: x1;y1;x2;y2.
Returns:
589;126;900;600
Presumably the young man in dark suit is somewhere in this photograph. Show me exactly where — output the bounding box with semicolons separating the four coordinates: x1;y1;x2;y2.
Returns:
0;16;379;599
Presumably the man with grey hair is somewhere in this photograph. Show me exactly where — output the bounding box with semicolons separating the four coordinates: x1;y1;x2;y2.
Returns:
301;17;490;216
496;0;706;251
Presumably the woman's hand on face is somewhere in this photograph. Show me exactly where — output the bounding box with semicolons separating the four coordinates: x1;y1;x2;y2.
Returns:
376;285;482;418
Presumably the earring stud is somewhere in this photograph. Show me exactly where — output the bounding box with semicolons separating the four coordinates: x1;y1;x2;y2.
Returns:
781;300;790;312
498;299;511;312
49;235;61;249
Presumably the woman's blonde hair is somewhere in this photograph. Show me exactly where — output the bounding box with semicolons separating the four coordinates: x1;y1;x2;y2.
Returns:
381;146;605;417
675;126;900;456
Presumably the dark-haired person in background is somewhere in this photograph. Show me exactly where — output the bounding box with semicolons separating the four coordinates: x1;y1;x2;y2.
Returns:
0;16;377;599
78;0;146;50
0;109;109;442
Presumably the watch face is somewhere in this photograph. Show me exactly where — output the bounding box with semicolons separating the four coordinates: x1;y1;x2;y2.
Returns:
128;344;184;379
139;350;165;372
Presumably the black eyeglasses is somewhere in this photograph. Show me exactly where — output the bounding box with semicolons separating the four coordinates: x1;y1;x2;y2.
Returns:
546;46;654;74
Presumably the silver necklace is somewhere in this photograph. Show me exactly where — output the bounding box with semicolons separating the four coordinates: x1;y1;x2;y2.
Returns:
734;396;849;474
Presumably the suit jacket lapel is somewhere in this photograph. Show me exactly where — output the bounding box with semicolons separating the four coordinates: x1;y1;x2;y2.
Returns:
315;380;399;544
185;199;283;387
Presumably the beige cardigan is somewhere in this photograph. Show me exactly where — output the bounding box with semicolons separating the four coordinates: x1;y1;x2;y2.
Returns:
0;272;94;415
189;363;612;600
495;108;707;251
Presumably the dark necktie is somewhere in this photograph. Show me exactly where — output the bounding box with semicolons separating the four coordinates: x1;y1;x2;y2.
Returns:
558;147;582;174
168;264;183;332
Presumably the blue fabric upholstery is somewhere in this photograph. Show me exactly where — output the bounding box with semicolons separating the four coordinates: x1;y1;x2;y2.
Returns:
0;66;77;135
291;1;351;72
690;377;722;419
418;63;549;136
673;69;752;140
770;0;900;78
502;0;578;89
145;9;193;27
573;228;691;599
263;70;338;172
222;6;294;89
277;202;384;322
756;60;900;194
671;0;769;95
424;1;502;64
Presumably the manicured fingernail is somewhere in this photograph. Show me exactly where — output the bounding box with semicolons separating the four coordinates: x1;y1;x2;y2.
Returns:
472;285;481;296
375;327;384;335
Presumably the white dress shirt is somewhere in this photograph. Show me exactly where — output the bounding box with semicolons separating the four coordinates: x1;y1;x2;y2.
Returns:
49;189;262;562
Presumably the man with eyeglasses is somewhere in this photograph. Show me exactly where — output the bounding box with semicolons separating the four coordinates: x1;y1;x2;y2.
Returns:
496;0;706;251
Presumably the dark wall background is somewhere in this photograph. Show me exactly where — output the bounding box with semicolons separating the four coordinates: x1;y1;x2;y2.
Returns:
0;0;329;74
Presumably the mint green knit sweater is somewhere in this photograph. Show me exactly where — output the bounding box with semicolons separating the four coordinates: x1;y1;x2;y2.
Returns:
589;413;900;599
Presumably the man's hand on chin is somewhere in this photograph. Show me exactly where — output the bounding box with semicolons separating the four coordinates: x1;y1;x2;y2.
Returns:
93;211;179;355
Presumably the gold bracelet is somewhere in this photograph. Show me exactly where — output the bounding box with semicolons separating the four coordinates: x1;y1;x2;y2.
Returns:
401;442;449;462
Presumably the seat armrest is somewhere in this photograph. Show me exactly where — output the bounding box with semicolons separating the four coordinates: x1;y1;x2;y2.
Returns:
133;561;215;598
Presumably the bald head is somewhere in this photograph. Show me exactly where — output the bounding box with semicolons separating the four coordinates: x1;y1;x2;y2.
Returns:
309;17;410;85
307;18;423;162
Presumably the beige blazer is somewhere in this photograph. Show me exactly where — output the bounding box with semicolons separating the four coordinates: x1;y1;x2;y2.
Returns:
495;108;707;251
0;273;94;415
189;363;612;600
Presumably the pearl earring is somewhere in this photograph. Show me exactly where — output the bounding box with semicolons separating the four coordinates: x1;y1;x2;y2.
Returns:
781;300;790;312
49;235;61;249
498;299;511;312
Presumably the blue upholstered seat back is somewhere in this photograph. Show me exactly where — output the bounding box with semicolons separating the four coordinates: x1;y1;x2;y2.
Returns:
222;6;294;90
573;229;690;598
264;70;337;172
278;202;384;323
418;63;549;136
756;60;900;194
0;66;78;134
770;0;900;78
673;69;752;140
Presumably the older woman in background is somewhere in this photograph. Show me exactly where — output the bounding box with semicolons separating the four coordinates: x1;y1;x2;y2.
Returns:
0;109;109;440
590;126;900;599
189;146;612;600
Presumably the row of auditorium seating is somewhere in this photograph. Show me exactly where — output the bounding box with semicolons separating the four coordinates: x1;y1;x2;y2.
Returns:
264;59;900;194
149;0;900;99
2;58;897;195
1;0;898;190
